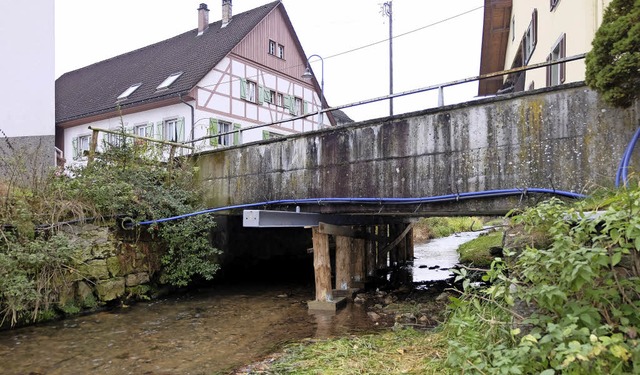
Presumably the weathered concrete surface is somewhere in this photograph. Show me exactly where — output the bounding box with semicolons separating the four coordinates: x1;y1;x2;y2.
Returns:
196;83;640;216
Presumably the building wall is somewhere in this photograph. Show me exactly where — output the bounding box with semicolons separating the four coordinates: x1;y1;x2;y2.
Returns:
63;53;327;167
0;1;55;168
504;0;612;90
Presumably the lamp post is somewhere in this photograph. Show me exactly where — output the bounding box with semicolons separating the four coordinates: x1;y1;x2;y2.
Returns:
302;54;324;127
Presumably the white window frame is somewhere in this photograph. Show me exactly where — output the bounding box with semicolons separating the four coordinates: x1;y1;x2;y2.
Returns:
134;123;150;138
278;44;285;59
75;134;91;160
523;9;537;65
294;97;303;116
218;121;232;146
276;93;284;107
548;33;566;86
163;118;179;142
268;40;276;55
247;80;257;103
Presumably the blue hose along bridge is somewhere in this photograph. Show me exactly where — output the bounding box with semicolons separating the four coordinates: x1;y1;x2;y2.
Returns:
136;61;640;310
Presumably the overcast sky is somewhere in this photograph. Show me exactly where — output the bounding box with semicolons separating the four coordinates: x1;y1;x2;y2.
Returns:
55;0;484;121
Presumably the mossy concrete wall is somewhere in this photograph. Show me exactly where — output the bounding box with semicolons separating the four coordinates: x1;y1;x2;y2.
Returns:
196;83;640;216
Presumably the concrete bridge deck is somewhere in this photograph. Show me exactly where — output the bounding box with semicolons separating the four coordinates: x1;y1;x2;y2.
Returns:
194;83;639;310
196;83;639;218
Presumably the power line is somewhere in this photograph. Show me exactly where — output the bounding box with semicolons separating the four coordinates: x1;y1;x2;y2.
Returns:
199;5;484;90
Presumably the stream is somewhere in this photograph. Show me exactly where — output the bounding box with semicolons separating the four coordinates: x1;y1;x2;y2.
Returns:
0;231;482;374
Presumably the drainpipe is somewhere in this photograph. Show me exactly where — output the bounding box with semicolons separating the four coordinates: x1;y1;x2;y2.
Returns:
179;94;195;143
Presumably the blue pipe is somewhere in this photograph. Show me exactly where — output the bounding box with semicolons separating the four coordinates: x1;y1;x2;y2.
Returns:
136;188;586;226
617;126;640;188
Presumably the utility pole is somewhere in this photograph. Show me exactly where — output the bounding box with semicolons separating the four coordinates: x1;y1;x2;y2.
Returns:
382;1;393;116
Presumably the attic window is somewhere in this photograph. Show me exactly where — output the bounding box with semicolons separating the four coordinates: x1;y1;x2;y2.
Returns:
156;72;183;90
117;83;142;100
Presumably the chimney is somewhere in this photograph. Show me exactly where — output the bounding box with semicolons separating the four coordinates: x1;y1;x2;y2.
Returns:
197;3;209;35
222;0;232;27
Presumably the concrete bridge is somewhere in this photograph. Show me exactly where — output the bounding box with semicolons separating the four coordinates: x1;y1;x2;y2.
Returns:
195;83;640;310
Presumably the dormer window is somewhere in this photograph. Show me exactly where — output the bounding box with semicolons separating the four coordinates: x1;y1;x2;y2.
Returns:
156;72;183;90
117;83;142;100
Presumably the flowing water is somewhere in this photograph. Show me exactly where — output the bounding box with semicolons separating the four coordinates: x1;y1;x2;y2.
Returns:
0;283;376;375
0;231;481;374
411;230;486;282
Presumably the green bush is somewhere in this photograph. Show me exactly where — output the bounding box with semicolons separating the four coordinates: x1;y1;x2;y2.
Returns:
585;0;640;108
444;188;640;374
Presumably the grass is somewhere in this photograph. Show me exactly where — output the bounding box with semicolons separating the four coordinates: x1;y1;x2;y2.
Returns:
413;217;481;242
270;328;451;375
457;230;504;267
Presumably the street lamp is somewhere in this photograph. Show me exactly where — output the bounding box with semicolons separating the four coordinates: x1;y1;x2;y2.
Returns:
302;54;324;127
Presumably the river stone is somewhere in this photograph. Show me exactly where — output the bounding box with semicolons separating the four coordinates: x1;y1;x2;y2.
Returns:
125;272;150;287
79;260;109;280
96;278;125;301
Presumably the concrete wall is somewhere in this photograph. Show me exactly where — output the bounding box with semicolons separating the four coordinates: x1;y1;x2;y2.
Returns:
195;84;640;215
0;1;55;169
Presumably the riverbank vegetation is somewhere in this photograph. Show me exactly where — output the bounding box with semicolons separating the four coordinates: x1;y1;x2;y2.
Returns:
0;132;220;326
413;216;482;242
267;186;640;374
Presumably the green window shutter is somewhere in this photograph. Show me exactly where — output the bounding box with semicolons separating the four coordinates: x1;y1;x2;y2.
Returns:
283;95;291;110
72;137;78;160
258;86;264;104
146;122;153;136
262;130;270;140
177;117;185;142
209;118;219;146
240;79;247;99
289;97;297;115
156;121;163;139
304;101;309;115
233;123;241;145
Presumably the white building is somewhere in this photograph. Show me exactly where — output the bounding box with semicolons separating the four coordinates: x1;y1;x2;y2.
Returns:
0;1;56;169
55;1;340;166
478;0;613;95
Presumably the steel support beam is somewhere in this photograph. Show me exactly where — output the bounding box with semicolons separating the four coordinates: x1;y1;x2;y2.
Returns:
243;210;396;228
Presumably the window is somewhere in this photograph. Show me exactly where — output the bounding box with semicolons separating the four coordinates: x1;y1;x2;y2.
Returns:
550;0;560;10
522;9;537;65
262;130;283;140
163;118;179;142
268;40;276;55
156;72;183;90
134;123;152;138
117;83;142;100
209;119;241;147
105;132;125;148
276;93;284;107
294;97;303;116
278;44;285;59
547;33;567;87
247;80;257;102
72;134;91;160
266;90;276;104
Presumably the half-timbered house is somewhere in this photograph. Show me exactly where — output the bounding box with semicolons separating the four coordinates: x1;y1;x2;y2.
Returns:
55;0;335;165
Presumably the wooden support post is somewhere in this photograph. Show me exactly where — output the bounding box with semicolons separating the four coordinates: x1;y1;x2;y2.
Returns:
88;129;99;164
406;226;414;262
352;236;365;284
389;224;399;267
312;227;332;302
377;225;388;270
365;226;376;278
398;224;407;265
335;235;352;290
